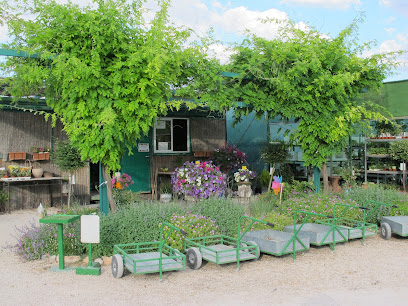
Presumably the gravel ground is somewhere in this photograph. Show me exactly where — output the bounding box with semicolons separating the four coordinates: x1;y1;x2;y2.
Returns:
1;208;408;305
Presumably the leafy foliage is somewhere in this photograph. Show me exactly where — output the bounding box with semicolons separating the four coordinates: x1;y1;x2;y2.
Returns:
191;198;245;237
93;202;185;257
51;141;85;173
162;213;220;252
225;17;401;168
260;140;291;165
1;0;221;173
389;140;408;161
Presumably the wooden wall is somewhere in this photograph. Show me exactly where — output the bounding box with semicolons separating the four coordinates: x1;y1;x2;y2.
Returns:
150;117;226;197
0;111;90;212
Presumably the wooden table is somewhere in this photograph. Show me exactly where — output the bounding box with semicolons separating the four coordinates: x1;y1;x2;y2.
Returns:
0;177;64;213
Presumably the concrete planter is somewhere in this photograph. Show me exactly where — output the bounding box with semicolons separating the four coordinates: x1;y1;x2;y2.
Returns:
242;229;310;255
283;223;348;245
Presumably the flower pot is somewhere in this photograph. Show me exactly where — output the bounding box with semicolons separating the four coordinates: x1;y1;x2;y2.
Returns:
33;152;50;161
8;152;27;160
32;168;44;178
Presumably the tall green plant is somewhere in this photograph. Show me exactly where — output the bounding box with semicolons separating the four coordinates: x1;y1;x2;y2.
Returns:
389;140;408;192
51;141;85;207
260;140;291;191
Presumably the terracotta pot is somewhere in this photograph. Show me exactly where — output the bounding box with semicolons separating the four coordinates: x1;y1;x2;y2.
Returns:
32;168;44;178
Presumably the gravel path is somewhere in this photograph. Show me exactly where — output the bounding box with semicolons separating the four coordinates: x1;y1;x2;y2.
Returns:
1;208;408;305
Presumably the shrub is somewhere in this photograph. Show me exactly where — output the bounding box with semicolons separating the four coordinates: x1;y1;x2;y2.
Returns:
251;211;293;231
191;198;245;237
162;213;220;251
259;169;270;188
274;193;363;223
248;195;280;217
93;202;186;257
342;184;408;224
7;205;97;260
112;189;140;209
7;219;84;260
171;161;226;199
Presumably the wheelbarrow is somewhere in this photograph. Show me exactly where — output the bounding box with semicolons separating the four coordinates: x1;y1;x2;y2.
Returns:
315;203;375;245
184;216;274;270
112;222;187;280
283;210;348;256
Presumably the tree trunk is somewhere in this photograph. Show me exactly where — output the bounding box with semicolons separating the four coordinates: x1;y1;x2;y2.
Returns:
321;162;329;194
67;173;72;208
102;164;116;212
268;163;276;192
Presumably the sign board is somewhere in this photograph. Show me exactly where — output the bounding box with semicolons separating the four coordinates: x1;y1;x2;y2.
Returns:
138;143;149;152
81;215;100;243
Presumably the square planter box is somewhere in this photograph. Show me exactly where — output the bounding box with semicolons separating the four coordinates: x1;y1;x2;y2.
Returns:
242;229;310;256
283;223;348;245
33;152;50;161
8;152;27;160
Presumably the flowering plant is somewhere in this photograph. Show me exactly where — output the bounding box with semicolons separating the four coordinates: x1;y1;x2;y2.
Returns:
111;173;134;189
234;166;256;183
211;144;247;173
171;161;226;199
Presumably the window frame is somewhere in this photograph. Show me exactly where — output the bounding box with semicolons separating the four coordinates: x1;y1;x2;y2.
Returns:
153;117;190;154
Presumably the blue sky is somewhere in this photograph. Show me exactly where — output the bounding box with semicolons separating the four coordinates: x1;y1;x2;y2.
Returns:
1;0;407;81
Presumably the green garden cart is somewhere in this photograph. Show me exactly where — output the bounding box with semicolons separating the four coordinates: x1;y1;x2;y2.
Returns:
184;216;274;270
112;222;187;280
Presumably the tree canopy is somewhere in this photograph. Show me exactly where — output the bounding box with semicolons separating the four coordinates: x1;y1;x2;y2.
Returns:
1;0;221;171
1;0;223;210
224;17;402;168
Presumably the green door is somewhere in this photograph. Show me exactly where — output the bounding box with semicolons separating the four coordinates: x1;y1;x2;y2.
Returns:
120;137;151;192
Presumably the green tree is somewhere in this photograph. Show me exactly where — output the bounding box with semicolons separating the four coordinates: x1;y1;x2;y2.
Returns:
51;141;85;208
224;17;402;192
1;0;221;211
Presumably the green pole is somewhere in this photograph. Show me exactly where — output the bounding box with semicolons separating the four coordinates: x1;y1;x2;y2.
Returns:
99;162;109;215
57;224;65;270
349;135;353;186
314;167;321;193
88;243;92;267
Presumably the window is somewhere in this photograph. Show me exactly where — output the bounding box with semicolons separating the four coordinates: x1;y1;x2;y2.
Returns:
153;118;190;153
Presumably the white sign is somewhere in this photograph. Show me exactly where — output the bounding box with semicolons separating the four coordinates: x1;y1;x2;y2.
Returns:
138;143;149;152
81;215;100;243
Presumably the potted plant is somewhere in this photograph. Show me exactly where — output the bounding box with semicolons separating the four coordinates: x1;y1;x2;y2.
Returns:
159;182;173;203
259;169;271;193
389;140;408;191
171;161;226;200
111;173;134;189
31;147;50;161
234;166;256;198
260;140;291;191
51;140;85;207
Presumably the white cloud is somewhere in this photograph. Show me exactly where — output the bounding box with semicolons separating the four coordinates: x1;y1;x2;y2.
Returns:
208;43;235;64
384;16;396;24
213;7;289;39
385;27;396;35
379;0;391;6
379;0;408;16
280;0;361;10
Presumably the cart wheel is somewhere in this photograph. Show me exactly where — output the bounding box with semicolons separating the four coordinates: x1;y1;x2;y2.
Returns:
186;247;202;270
112;254;124;278
247;241;260;260
380;222;392;240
